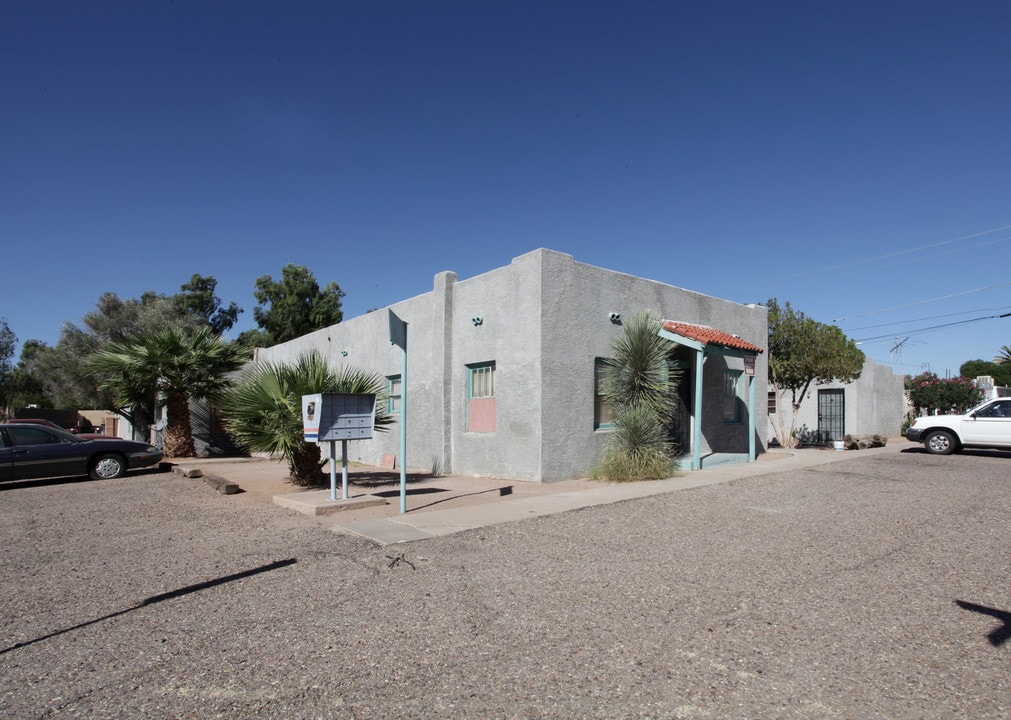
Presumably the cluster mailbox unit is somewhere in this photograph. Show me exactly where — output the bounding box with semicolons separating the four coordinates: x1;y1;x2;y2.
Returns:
302;393;377;501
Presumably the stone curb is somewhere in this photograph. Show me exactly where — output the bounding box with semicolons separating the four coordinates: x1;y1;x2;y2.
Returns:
169;463;240;495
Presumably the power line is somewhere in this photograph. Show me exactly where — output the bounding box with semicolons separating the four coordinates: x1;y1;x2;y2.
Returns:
843;306;1011;332
854;310;1011;343
829;234;1011;280
833;282;1011;322
746;223;1011;288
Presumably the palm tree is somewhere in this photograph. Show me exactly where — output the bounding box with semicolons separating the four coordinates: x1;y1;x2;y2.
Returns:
593;311;682;481
219;352;392;485
995;345;1011;364
90;327;247;457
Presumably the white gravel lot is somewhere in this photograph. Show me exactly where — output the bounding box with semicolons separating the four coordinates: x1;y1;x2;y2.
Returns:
1;449;1008;719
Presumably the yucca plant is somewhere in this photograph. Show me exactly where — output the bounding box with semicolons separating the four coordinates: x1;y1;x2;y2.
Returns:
593;310;681;482
219;352;392;485
592;404;676;481
602;311;678;422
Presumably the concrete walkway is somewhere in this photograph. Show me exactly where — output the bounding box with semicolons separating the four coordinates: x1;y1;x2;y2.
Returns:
333;443;905;544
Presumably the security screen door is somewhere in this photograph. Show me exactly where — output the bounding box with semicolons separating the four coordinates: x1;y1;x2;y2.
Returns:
817;389;845;442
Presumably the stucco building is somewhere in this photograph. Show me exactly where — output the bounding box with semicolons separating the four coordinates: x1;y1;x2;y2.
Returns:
766;357;905;446
255;249;769;482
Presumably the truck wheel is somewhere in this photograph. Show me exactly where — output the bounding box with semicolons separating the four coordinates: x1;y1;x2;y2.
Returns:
90;453;126;480
924;430;957;455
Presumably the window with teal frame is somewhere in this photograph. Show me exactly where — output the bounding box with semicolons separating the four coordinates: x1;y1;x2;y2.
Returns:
467;361;496;432
594;358;615;429
468;362;495;398
723;369;742;424
387;375;402;414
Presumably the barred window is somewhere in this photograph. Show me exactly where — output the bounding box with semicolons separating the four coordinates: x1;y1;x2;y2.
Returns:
594;358;615;429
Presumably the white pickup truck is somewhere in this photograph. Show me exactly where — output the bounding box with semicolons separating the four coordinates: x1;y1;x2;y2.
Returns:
906;397;1011;454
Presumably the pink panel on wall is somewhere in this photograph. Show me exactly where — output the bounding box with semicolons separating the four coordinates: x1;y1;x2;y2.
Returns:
468;397;496;432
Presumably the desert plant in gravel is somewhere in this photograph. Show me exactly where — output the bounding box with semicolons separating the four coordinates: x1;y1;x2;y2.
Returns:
592;404;676;481
592;310;681;482
220;351;392;485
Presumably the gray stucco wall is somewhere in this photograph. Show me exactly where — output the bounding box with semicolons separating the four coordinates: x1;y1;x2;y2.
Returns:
535;251;767;480
768;357;905;444
254;248;768;482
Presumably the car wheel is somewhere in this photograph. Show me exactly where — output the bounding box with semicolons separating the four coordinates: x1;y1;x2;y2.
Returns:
924;430;958;455
90;453;126;480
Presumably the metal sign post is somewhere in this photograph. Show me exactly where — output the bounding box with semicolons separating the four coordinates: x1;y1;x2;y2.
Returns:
329;439;339;501
323;439;352;501
341;439;349;500
389;310;408;514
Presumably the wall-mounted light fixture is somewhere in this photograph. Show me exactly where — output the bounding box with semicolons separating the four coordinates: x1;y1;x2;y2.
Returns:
472;316;484;326
609;312;621;323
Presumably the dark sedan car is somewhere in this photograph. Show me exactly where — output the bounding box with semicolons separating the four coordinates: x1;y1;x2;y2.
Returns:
0;423;163;482
4;417;110;440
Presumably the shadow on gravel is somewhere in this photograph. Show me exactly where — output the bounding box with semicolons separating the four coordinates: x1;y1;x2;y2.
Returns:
0;475;93;491
0;466;168;492
900;447;1011;459
955;600;1011;647
0;558;297;656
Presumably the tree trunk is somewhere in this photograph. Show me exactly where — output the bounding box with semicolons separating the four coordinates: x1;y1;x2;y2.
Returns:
771;388;801;448
288;442;324;486
162;393;196;458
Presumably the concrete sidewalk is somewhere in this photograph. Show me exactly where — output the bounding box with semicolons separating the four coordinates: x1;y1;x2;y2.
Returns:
332;443;907;544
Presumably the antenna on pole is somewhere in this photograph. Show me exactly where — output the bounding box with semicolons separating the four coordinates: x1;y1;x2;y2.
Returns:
890;337;909;376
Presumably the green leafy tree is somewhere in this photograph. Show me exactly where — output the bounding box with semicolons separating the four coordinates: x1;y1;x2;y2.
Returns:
220;352;392;485
12;280;242;415
906;372;983;415
174;274;242;336
6;340;49;411
2;331;70;414
0;319;14;368
242;264;345;347
0;319;17;417
767;298;865;448
959;359;1011;387
592;311;682;481
29;293;206;410
90;327;247;457
30;324;110;409
84;292;204;342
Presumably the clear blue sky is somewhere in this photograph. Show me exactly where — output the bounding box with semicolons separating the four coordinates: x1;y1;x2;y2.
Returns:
3;1;1009;378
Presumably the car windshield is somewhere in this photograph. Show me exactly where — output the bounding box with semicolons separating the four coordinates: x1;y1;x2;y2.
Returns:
2;424;85;444
973;399;1011;418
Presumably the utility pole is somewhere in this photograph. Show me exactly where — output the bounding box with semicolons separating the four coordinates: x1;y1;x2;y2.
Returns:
890;337;909;376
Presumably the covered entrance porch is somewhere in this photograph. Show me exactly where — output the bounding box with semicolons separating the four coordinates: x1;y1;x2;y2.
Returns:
659;321;764;471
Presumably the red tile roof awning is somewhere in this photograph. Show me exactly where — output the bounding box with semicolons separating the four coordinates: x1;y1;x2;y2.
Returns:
661;320;763;354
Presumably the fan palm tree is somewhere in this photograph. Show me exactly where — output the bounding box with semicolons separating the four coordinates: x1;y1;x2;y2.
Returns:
90;327;247;457
219;352;392;485
593;311;682;481
995;345;1011;364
